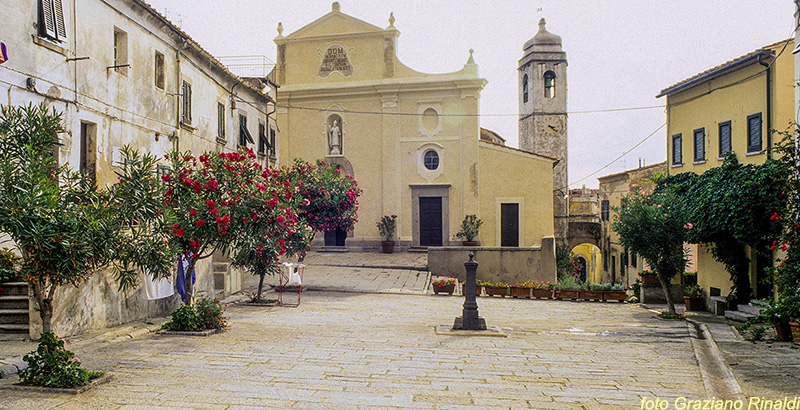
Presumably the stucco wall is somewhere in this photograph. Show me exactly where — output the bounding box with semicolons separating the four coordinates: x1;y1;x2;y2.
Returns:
428;238;556;285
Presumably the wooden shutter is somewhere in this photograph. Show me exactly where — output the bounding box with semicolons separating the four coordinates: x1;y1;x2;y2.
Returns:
40;0;57;39
217;103;225;138
748;114;761;151
693;128;704;161
719;122;731;156
53;0;66;40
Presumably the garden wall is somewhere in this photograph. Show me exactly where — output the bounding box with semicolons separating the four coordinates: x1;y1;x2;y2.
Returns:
639;283;685;305
428;237;556;285
28;259;216;339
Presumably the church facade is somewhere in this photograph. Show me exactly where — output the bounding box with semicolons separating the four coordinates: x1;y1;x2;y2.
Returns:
274;3;557;249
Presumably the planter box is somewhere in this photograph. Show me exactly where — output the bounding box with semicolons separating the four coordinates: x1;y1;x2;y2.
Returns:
509;287;531;298
775;322;793;342
483;286;508;297
603;290;627;302
461;283;482;296
683;296;705;312
790;322;800;346
640;275;659;285
554;289;580;300
433;283;455;295
157;328;221;337
2;373;113;395
581;290;603;301
532;289;553;299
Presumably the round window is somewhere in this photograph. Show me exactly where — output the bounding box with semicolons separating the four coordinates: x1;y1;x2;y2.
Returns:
423;150;439;170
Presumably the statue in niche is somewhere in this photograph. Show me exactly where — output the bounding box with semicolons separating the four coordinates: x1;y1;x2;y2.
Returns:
329;120;342;155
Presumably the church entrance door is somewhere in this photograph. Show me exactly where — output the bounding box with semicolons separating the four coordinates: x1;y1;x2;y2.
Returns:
419;197;443;246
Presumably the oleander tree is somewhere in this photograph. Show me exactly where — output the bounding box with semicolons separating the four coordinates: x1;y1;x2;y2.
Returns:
0;103;173;334
273;159;361;262
613;182;688;315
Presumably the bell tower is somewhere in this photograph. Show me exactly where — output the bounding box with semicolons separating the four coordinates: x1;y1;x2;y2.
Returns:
518;18;568;243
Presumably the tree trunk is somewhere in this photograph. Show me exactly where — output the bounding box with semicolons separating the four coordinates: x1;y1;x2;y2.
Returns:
185;258;195;306
32;281;53;334
256;273;265;302
658;272;676;315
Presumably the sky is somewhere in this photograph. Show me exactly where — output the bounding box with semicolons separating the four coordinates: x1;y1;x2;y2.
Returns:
144;0;796;188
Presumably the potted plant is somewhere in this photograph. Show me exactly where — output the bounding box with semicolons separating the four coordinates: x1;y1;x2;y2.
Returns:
482;281;509;297
532;281;554;299
762;292;800;342
603;283;627;302
639;270;659;285
510;281;533;298
582;283;608;301
683;284;705;311
431;277;456;295
554;275;582;300
454;214;482;246
376;215;397;254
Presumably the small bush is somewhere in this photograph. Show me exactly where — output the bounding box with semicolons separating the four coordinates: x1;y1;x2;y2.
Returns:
659;311;685;320
0;248;19;283
18;332;103;388
164;297;226;331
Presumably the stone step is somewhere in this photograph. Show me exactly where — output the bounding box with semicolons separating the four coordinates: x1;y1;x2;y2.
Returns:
724;310;758;322
0;323;29;334
737;304;765;316
0;295;29;310
0;282;28;296
0;309;29;324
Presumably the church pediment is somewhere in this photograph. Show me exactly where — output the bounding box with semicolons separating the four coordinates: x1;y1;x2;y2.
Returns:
283;6;386;40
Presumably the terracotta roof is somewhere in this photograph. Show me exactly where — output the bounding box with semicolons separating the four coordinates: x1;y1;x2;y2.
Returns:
657;39;792;98
132;0;274;103
479;140;559;163
479;127;506;144
597;161;666;181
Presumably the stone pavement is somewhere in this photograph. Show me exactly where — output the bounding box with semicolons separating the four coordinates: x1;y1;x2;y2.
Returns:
1;292;705;409
1;251;798;409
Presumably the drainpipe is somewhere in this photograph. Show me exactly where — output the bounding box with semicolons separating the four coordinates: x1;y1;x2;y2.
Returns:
758;54;772;159
175;40;189;151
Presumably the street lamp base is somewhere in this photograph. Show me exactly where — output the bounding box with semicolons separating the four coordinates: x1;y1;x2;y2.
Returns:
453;315;487;330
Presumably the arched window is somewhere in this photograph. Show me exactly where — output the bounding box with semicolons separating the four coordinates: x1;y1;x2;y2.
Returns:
544;71;556;99
522;74;529;103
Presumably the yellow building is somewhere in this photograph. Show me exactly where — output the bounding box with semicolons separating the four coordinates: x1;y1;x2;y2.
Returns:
598;162;667;287
657;39;794;301
274;3;557;249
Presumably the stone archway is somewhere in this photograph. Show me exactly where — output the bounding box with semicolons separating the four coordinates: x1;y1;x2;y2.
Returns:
570;242;602;284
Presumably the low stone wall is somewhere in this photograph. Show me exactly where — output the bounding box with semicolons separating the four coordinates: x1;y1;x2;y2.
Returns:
639;284;685;305
428;237;556;284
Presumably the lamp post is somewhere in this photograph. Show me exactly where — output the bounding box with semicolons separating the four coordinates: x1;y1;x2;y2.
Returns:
453;252;486;330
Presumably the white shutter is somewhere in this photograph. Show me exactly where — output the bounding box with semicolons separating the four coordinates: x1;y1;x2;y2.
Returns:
53;0;66;40
40;0;57;39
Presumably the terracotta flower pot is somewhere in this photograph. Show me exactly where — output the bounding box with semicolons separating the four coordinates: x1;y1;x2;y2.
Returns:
640;275;659;285
603;290;627;302
483;285;508;297
381;241;395;254
683;296;704;311
581;290;603;301
774;322;793;342
532;289;553;299
462;241;477;246
790;322;800;345
554;289;580;300
432;283;455;295
509;286;531;298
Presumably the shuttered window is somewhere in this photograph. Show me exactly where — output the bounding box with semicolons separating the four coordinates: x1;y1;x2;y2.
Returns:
39;0;66;41
181;81;192;124
258;123;267;155
671;134;682;165
217;103;225;139
718;121;731;157
693;128;705;161
269;128;276;157
239;115;254;147
601;199;609;221
747;113;762;153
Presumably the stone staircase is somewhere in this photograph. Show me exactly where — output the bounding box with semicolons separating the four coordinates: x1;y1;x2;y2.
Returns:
0;282;30;339
724;302;766;322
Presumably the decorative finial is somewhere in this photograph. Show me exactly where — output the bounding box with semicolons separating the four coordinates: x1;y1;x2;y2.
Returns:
466;49;475;65
539;18;546;28
468;252;475;262
277;22;284;37
332;1;340;12
388;12;395;27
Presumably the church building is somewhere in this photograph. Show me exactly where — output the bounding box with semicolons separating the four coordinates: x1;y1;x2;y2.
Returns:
274;3;558;250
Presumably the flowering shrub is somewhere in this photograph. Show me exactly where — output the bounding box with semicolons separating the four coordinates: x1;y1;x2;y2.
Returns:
163;296;226;331
377;215;397;241
453;215;482;242
18;332;103;387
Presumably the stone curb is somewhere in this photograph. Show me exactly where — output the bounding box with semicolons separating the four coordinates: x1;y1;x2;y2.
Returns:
306;263;429;271
686;318;746;401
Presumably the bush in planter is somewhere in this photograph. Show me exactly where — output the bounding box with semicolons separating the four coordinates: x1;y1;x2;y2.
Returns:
18;332;104;388
376;215;397;242
432;277;456;295
453;215;482;243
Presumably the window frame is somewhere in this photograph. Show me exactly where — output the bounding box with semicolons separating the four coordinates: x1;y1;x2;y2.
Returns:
693;127;705;162
38;0;67;42
113;27;128;75
217;102;225;140
747;112;763;153
522;74;529;103
154;51;165;90
543;70;556;99
257;122;267;156
181;81;192;125
423;150;439;170
718;120;732;158
269;128;276;158
600;199;609;221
